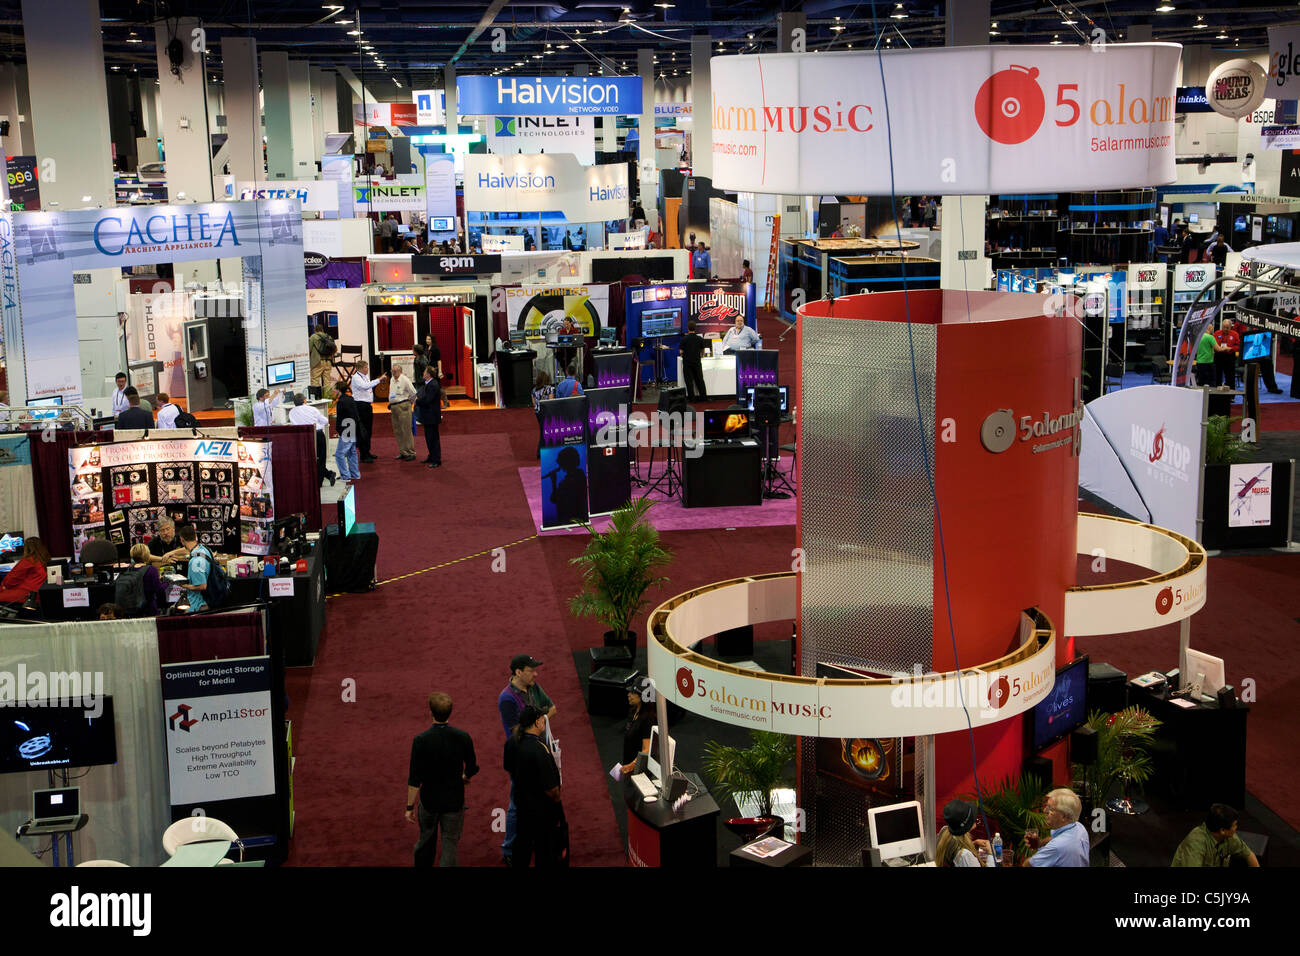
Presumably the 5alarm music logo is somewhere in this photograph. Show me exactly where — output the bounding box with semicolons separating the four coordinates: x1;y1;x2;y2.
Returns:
676;666;695;697
1155;586;1174;615
987;676;1011;709
974;65;1046;144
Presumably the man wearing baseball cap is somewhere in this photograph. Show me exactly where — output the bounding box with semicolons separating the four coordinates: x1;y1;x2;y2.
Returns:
498;654;557;864
503;704;564;867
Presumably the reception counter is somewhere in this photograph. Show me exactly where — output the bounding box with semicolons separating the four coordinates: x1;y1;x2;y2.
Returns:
676;355;736;399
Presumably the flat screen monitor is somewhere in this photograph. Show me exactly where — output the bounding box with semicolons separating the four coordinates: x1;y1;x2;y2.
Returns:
554;334;581;348
34;786;80;822
0;531;23;555
1242;332;1272;362
867;800;926;861
508;330;528;345
1187;213;1199;224
0;698;117;774
742;385;790;413
429;217;455;232
703;408;751;440
1031;655;1089;752
1184;648;1226;699
1233;216;1249;233
337;484;356;536
599;327;617;345
647;726;675;781
28;396;63;421
267;361;295;385
641;308;682;338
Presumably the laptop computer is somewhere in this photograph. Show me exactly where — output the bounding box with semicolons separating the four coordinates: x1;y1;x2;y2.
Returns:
33;787;80;827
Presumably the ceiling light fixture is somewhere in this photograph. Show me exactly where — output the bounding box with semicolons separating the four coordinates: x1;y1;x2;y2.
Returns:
348;30;362;37
890;3;908;19
1156;3;1174;12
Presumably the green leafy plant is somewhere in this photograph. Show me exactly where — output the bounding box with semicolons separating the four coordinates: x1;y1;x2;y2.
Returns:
1073;706;1161;808
965;772;1048;859
701;730;797;819
1205;415;1248;465
568;497;672;645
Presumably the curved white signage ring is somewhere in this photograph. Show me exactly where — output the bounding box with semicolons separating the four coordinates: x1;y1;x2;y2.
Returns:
647;574;1057;738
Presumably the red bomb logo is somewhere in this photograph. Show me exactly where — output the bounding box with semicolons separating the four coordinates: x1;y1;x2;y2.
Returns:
974;65;1046;144
1155;586;1174;615
988;676;1010;709
676;667;695;697
1150;425;1166;463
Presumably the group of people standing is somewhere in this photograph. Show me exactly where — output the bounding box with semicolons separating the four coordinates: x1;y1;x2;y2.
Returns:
307;322;453;485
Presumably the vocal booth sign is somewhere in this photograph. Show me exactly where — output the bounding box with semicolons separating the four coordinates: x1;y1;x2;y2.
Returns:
539;397;589;530
68;438;276;559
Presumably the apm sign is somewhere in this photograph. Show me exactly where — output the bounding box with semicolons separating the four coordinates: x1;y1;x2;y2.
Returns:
411;254;502;277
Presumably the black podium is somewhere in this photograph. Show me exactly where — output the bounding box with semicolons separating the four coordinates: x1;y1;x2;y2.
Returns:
683;440;762;508
624;772;719;867
497;349;537;408
1129;683;1248;810
323;521;379;593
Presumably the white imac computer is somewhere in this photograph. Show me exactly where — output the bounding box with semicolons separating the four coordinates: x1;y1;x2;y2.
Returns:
867;800;927;864
647;727;676;782
1184;648;1226;700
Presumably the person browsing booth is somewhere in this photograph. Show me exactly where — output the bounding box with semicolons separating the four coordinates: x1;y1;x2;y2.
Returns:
350;361;387;463
116;387;154;430
556;363;584;399
177;524;224;613
498;654;556;865
252;387;282;427
289;392;335;485
720;315;760;353
155;393;180;429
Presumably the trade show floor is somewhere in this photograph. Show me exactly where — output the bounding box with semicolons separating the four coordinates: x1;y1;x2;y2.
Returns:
1118;367;1297;400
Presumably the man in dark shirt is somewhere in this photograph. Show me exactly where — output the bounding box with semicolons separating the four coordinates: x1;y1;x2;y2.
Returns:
406;692;479;867
115;387;154;430
679;319;708;401
498;653;556;863
504;704;563;867
146;517;188;568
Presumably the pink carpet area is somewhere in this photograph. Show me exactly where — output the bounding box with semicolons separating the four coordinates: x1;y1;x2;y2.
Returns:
517;460;799;534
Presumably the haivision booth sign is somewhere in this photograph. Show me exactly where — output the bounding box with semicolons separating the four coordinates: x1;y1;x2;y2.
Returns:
457;74;642;116
464;154;629;220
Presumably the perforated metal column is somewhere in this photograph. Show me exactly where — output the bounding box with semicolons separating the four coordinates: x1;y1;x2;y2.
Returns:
799;314;938;866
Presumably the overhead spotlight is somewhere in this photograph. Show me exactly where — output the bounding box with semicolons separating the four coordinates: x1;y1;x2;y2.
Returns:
336;19;352;25
1051;35;1062;44
1156;3;1174;12
1061;18;1077;26
1216;32;1229;40
1194;17;1206;29
890;3;908;19
127;31;142;44
990;29;1000;36
831;25;845;32
348;30;363;37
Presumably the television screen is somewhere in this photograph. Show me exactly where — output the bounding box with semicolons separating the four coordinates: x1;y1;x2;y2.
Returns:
1;698;117;774
1233;216;1248;233
509;330;528;345
337;484;356;536
1188;213;1199;224
703;409;751;440
1031;656;1088;752
641;308;682;338
0;531;23;555
1242;332;1271;362
267;361;295;385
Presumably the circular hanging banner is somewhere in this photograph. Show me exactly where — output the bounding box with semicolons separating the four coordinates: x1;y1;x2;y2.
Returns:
1205;58;1268;119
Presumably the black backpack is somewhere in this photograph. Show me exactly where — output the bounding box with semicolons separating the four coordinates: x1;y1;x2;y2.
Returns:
194;546;230;608
174;410;198;429
314;332;337;358
114;566;148;613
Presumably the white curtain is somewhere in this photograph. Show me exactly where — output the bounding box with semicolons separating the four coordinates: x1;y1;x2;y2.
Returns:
0;619;170;866
0;436;40;540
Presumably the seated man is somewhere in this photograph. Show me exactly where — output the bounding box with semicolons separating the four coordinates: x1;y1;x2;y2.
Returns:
1172;804;1260;867
1025;788;1090;867
719;315;760;354
147;517;190;569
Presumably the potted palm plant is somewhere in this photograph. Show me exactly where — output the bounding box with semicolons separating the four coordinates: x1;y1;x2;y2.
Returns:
964;772;1048;864
1072;706;1161;812
569;497;672;649
702;730;797;841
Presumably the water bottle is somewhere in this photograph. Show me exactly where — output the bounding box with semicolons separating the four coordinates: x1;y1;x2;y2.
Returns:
992;832;1003;866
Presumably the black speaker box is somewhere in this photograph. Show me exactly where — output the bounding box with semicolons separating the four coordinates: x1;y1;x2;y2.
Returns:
1024;755;1052;789
1087;662;1128;714
1071;725;1099;765
658;386;687;417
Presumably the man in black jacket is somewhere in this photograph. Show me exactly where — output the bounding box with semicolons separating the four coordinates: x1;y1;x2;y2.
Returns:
115;387;154;430
406;692;479;867
415;366;442;468
504;704;563;867
679;320;708;400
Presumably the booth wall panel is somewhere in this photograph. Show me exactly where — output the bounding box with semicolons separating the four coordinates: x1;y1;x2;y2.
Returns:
238;425;324;532
31;430;113;557
156;609;265;664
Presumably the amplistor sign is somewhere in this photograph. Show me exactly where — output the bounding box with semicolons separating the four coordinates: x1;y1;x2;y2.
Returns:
709;44;1180;195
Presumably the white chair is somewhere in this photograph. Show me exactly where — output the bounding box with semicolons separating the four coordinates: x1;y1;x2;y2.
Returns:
162;817;243;863
76;859;129;867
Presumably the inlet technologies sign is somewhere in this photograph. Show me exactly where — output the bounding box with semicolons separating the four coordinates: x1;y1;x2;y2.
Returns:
457;75;642;116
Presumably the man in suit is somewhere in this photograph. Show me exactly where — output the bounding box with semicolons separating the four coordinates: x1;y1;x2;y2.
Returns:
115;387;154;430
415;366;443;468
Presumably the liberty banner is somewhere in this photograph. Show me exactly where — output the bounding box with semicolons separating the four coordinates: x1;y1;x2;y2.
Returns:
539;396;589;530
162;656;277;807
68;437;276;559
709;44;1180;195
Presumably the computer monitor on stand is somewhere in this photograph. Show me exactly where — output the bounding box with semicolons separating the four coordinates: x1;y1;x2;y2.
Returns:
752;385;793;499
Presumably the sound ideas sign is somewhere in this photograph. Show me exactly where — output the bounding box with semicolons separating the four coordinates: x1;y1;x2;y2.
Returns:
980;378;1083;457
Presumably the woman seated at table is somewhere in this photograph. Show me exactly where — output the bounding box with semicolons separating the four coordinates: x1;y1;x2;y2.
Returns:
0;537;51;605
618;678;656;776
118;543;169;616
